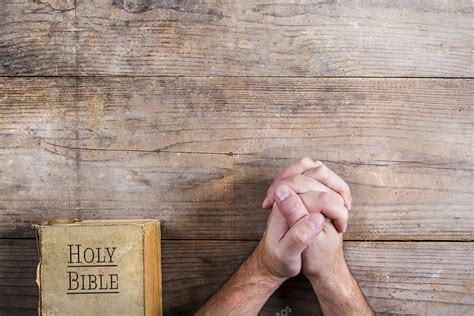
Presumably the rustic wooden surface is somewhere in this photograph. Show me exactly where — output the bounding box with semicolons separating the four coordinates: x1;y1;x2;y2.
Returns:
1;77;472;240
0;0;473;315
1;0;473;76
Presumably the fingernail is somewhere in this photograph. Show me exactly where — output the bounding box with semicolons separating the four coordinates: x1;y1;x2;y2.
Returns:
308;214;323;231
275;186;290;202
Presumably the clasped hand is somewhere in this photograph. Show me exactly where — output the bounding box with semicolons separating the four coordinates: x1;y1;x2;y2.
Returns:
256;156;352;281
197;157;373;316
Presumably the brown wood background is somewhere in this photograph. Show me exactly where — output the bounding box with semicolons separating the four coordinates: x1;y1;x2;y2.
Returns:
1;0;473;315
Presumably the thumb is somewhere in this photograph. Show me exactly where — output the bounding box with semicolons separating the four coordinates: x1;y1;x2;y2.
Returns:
274;185;309;226
277;212;325;261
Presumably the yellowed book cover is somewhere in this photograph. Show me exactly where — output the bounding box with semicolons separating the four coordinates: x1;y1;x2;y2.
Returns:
34;219;162;316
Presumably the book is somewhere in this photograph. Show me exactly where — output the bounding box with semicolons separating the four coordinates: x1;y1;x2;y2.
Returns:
34;219;162;315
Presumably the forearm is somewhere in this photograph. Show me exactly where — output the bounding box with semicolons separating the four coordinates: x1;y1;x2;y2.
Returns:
196;243;285;316
308;259;374;316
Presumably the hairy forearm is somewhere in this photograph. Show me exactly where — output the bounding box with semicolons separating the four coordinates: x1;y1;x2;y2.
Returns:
308;259;374;316
196;243;285;316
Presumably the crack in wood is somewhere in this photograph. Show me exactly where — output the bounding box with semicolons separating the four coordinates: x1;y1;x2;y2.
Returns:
40;140;244;157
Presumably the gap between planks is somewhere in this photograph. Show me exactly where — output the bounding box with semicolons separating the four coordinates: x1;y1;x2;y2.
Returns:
0;75;473;79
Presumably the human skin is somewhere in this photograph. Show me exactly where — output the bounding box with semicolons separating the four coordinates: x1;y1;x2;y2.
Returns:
196;157;373;316
273;184;373;316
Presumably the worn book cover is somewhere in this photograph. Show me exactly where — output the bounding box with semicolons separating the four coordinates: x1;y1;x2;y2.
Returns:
34;219;162;316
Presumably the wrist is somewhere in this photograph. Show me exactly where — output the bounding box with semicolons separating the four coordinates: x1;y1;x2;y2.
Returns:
305;256;374;315
307;254;350;283
306;258;356;304
307;263;350;287
196;242;286;315
247;241;288;290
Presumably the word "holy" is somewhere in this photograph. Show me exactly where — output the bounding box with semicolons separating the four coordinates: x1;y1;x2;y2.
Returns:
68;244;117;264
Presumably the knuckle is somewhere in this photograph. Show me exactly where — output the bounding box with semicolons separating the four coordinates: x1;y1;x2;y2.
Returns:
290;228;308;248
284;199;301;218
314;160;324;167
316;165;330;181
291;173;306;183
299;156;314;166
343;210;349;221
287;175;298;184
318;191;331;205
340;209;349;223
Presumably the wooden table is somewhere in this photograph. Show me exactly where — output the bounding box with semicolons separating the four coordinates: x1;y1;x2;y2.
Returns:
1;1;473;314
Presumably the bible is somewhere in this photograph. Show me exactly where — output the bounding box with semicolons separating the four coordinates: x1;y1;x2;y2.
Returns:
34;219;162;315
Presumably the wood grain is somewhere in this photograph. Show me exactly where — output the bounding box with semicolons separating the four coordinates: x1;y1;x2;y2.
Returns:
0;0;76;75
1;239;473;315
1;0;473;76
1;77;472;240
2;1;472;315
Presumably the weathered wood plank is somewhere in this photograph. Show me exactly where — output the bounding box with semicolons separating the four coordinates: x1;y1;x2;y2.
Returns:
1;239;473;315
1;0;473;76
1;77;472;240
0;0;76;75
